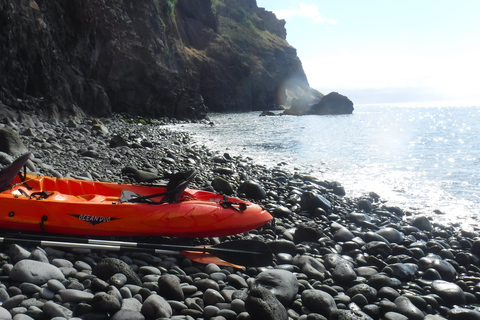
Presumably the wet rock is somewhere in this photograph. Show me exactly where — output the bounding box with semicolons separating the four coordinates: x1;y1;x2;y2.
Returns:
300;191;332;214
301;289;337;317
254;269;298;306
357;198;373;212
267;240;296;255
293;255;327;280
271;206;293;218
411;215;433;231
418;257;457;281
10;260;65;285
376;227;404;244
347;212;370;225
382;263;418;281
431;280;466;306
394;296;425;320
333;227;355;242
447;307;480;320
368;274;402;290
364;241;392;257
238;180;266;199
332;260;357;285
246;286;288;320
346;284;377;303
383;311;409;320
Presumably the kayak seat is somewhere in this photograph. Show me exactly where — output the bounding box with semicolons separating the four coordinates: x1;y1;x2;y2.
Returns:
120;190;154;203
122;169;198;204
0;153;32;192
160;169;197;204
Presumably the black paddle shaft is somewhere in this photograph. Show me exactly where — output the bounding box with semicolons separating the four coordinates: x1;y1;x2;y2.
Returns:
0;235;273;267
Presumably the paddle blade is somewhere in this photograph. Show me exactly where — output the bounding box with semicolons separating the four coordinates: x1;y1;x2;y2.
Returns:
207;240;273;267
180;251;244;269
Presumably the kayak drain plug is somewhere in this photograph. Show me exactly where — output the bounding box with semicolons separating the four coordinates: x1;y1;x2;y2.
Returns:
8;212;14;217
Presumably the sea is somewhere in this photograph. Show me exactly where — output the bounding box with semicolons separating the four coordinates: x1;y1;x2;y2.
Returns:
168;104;480;230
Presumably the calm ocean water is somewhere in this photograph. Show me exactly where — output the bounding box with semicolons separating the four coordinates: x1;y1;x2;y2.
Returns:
170;104;480;229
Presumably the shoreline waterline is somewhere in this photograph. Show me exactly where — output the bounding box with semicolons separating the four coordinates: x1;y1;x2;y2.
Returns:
167;105;480;231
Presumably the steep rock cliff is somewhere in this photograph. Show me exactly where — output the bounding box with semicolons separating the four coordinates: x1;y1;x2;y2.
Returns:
0;0;320;119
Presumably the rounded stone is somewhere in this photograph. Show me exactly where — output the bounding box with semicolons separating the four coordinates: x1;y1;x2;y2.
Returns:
411;215;433;231
91;292;121;313
254;269;298;306
238;180;266;199
158;274;184;300
92;258;141;285
301;289;337;316
111;309;145;320
376;227;404;244
394;296;425;320
431;280;466;306
246;286;288;320
10;260;65;285
140;294;172;319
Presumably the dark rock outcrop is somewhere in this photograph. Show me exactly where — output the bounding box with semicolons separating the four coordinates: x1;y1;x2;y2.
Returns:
310;92;354;115
0;0;321;119
284;92;354;116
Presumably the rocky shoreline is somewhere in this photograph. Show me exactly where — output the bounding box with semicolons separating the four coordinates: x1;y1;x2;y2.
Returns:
1;115;480;320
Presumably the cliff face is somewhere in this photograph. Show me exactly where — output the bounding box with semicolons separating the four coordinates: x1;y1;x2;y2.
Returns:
0;0;319;119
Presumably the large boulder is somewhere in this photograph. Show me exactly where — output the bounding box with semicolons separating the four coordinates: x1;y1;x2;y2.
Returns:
310;92;354;115
0;127;28;156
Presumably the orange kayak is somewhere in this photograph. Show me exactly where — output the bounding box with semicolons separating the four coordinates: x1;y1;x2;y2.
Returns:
0;159;272;238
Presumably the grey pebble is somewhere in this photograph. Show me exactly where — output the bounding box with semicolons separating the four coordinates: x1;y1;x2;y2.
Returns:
140;294;172;319
10;260;65;285
110;309;145;320
91;292;121;313
59;289;94;303
43;301;73;319
254;269;298;306
158;274;184;300
246;286;288;320
203;288;225;305
301;289;337;317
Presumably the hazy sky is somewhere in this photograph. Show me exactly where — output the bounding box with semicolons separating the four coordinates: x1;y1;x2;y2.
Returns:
256;0;480;105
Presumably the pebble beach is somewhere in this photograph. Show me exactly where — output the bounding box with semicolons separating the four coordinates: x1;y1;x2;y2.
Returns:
1;114;480;320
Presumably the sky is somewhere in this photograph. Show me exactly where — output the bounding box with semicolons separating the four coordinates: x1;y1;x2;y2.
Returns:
255;0;480;105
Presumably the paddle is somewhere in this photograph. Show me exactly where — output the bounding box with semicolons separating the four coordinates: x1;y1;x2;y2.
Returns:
0;234;273;267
